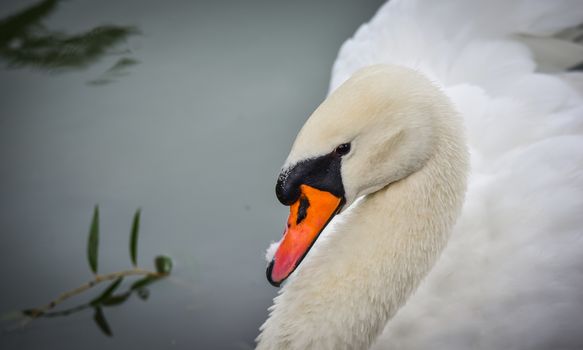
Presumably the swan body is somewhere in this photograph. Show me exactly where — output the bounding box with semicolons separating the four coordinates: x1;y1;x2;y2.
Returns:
257;1;583;349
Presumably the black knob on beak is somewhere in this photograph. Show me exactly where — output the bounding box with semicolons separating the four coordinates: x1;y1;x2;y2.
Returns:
275;154;345;206
276;168;301;205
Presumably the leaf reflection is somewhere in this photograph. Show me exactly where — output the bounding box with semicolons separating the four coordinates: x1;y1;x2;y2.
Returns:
0;0;140;82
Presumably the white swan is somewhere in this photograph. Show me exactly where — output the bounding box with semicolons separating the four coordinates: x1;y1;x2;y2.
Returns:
257;1;583;349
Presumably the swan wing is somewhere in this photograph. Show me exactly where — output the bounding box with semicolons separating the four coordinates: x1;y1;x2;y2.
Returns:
330;1;583;349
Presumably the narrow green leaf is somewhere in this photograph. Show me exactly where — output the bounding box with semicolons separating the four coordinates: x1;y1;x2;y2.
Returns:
90;277;123;306
93;306;113;337
129;209;141;266
130;275;159;290
101;293;130;306
154;255;173;275
87;205;100;274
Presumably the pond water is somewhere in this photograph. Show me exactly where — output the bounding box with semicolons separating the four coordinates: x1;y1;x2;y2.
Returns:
0;0;385;349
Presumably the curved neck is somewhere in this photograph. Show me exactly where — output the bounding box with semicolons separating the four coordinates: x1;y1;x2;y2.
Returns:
257;117;468;350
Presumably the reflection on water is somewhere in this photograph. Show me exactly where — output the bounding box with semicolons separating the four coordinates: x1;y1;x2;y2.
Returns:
0;0;385;349
0;0;139;83
88;57;140;86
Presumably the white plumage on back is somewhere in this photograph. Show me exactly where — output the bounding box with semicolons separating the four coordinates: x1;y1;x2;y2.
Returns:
329;1;583;349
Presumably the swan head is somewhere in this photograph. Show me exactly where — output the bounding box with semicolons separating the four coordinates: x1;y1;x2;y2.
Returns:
267;64;448;286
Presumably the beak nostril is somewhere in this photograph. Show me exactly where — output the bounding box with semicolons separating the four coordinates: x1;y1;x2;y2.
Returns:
296;196;310;225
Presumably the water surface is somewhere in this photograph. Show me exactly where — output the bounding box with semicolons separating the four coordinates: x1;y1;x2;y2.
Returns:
0;1;384;348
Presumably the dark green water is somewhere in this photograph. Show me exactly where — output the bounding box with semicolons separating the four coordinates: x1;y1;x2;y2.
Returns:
0;0;384;348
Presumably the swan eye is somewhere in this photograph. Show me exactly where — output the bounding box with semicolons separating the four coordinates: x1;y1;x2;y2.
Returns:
334;143;351;156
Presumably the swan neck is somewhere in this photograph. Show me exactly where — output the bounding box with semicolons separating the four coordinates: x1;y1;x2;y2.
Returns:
257;116;468;350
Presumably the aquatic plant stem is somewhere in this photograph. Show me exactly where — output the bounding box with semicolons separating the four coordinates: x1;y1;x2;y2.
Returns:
25;268;164;318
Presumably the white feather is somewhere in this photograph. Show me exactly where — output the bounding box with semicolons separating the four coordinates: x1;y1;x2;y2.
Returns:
265;241;280;262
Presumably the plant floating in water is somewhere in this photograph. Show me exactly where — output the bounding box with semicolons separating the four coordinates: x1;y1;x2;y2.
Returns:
20;206;173;336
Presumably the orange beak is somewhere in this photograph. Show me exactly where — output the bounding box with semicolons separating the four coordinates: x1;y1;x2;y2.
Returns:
267;184;344;286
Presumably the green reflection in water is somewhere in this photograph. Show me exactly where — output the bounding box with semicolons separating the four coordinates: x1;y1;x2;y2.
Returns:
88;57;140;85
0;0;139;84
